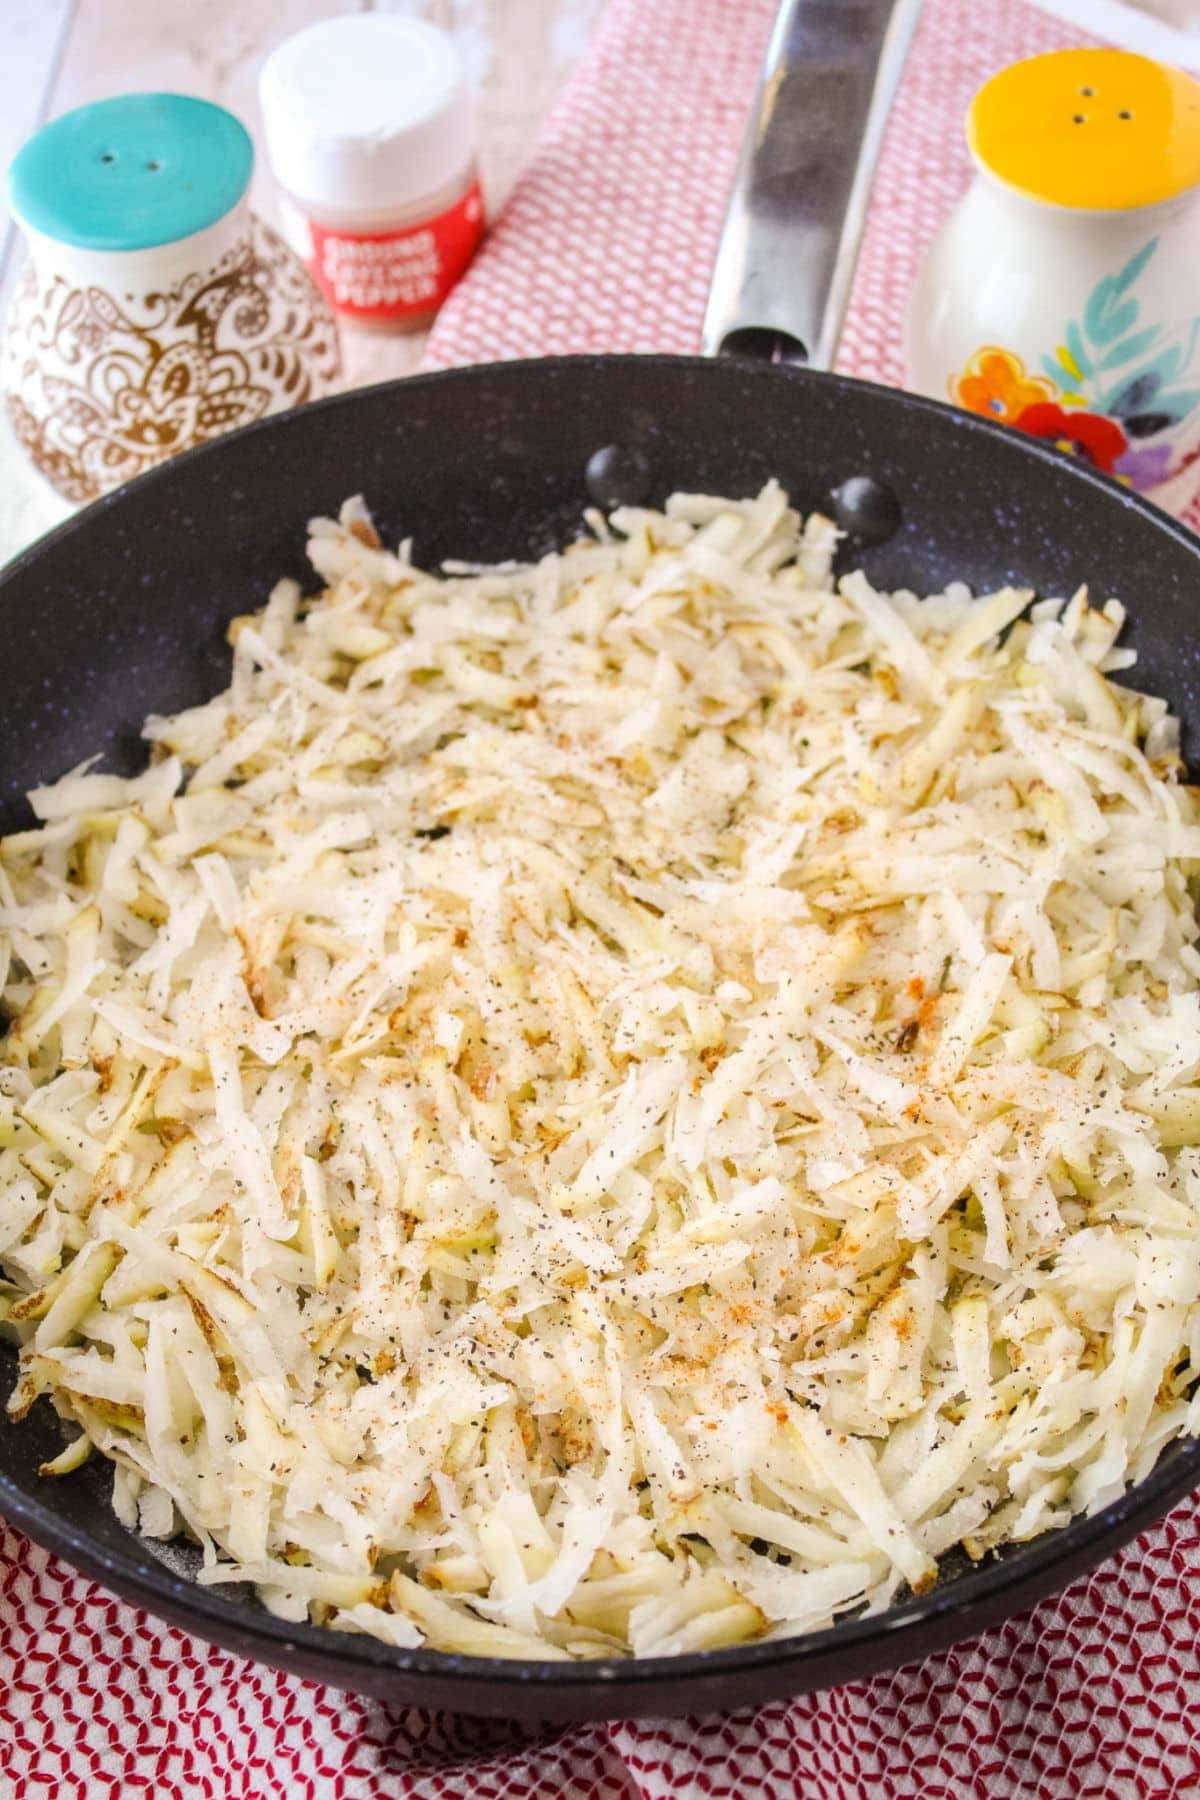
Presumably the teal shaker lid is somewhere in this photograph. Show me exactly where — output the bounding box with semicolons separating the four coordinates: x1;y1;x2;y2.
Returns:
8;93;253;252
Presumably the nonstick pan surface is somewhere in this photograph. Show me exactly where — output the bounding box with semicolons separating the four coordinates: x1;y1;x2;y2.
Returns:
1;355;1199;1719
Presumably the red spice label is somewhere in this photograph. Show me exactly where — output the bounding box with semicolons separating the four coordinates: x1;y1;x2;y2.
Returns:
306;181;484;321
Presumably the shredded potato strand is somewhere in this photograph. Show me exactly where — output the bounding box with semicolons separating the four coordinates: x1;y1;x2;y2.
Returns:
3;484;1200;1658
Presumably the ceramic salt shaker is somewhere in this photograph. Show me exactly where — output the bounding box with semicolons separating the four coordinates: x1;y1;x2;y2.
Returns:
906;50;1200;515
3;93;342;503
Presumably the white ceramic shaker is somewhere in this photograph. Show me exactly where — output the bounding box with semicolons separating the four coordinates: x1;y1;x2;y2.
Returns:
906;49;1200;515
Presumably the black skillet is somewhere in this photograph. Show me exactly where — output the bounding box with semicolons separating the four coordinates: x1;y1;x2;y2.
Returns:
2;2;1199;1723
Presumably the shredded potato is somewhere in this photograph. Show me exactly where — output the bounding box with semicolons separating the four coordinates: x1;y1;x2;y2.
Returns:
3;483;1200;1658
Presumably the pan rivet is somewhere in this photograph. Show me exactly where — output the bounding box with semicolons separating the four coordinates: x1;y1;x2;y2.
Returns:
830;475;902;545
585;445;651;510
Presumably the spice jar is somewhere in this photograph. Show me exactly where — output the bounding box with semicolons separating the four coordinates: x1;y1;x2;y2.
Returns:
259;14;485;334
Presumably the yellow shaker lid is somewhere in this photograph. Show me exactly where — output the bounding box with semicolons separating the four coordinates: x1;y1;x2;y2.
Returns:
967;48;1200;210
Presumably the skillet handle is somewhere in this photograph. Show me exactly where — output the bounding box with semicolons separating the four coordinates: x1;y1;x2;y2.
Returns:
702;0;922;370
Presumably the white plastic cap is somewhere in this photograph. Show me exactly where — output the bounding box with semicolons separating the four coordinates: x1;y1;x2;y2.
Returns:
259;15;475;216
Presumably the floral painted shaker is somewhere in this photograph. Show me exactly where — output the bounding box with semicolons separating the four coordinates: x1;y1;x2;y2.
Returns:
3;93;342;503
905;50;1200;514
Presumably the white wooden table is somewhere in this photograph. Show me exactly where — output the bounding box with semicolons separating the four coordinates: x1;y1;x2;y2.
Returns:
0;0;602;568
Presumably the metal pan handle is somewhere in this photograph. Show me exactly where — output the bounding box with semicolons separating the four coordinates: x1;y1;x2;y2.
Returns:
702;0;922;370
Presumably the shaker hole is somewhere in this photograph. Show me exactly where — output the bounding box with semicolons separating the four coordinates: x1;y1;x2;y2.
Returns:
1072;113;1087;123
145;160;162;171
99;151;116;163
1118;109;1133;120
1080;85;1095;96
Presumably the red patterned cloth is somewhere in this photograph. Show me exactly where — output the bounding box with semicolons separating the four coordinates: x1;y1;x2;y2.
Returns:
4;1;1200;1794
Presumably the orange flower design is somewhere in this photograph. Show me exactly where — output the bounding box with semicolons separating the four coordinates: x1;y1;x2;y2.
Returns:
951;347;1057;424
